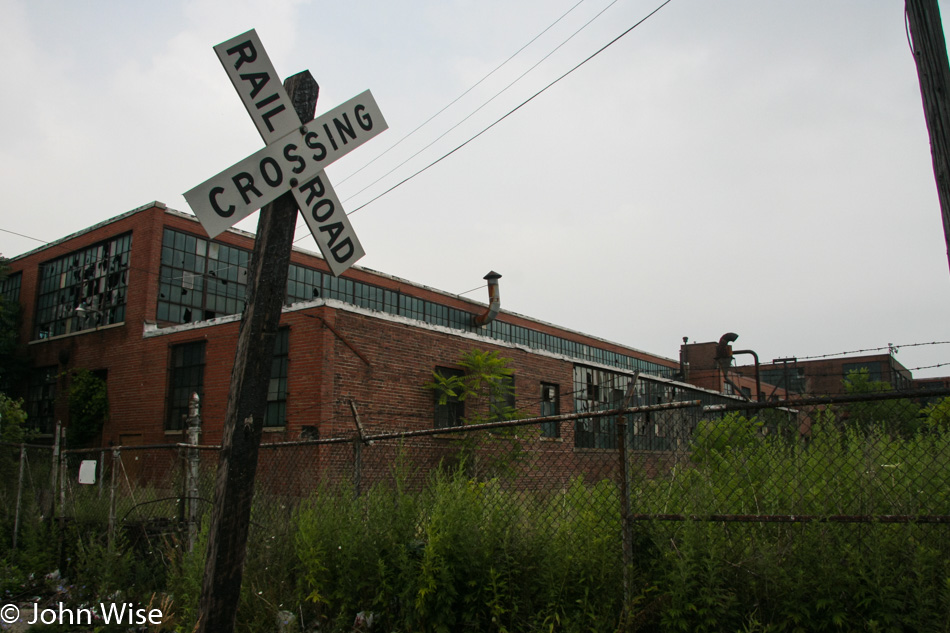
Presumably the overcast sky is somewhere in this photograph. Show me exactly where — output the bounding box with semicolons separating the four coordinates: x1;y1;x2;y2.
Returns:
3;0;950;379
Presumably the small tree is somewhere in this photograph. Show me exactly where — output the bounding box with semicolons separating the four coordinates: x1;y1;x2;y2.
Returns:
0;394;29;480
842;368;920;436
921;396;950;432
66;369;108;447
425;349;518;426
691;412;764;464
424;349;525;478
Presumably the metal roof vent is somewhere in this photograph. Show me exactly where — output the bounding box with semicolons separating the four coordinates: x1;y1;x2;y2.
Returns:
472;271;502;327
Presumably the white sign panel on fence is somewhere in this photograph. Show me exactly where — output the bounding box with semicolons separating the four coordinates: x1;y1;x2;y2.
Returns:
184;90;387;239
78;460;97;485
214;29;299;145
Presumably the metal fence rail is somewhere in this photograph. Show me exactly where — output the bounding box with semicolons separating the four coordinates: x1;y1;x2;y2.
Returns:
4;390;950;547
2;389;949;630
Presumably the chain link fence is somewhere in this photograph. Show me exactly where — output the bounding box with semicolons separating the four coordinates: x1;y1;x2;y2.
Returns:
2;388;950;630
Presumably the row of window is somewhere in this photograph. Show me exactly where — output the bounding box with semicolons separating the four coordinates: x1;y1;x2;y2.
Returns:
34;233;132;339
159;227;677;379
165;329;289;431
572;365;742;450
22;335;733;449
0;271;21;304
432;369;561;438
13;226;676;381
22;330;290;436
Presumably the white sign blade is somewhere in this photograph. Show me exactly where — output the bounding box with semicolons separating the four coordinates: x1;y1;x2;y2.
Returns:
293;174;365;277
184;133;319;238
184;90;388;239
214;29;299;145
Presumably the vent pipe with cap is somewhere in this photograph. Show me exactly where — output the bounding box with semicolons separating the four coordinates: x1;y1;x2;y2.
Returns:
473;271;502;327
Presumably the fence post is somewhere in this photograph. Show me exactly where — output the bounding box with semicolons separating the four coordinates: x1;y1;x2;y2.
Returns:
98;449;105;499
108;447;119;551
49;421;61;518
349;401;366;497
58;429;67;537
185;393;201;552
12;445;26;550
57;426;67;570
616;418;633;611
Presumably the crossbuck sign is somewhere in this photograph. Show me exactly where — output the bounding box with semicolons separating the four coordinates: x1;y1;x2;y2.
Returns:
184;29;387;276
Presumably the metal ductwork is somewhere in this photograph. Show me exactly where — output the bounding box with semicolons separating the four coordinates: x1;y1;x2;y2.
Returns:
472;271;502;327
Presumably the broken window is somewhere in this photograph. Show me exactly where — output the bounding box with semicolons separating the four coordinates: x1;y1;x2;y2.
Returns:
34;233;131;339
158;228;248;323
540;382;559;438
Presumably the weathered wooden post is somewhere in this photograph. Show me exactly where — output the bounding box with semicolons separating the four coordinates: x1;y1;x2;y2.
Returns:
182;30;387;633
906;0;950;275
196;72;316;632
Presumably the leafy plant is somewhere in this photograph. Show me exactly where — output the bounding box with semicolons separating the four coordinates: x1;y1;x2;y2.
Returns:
425;349;518;426
66;369;108;447
691;412;764;464
921;396;950;432
842;368;920;436
425;349;529;479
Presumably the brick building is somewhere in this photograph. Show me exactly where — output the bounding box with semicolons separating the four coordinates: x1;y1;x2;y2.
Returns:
1;202;741;453
678;337;788;401
681;337;920;399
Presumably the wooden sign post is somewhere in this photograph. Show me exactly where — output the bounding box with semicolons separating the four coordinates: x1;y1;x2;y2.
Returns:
906;0;950;277
182;30;387;633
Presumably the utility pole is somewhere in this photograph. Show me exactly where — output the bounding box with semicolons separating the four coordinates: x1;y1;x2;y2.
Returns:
906;0;950;275
197;72;319;633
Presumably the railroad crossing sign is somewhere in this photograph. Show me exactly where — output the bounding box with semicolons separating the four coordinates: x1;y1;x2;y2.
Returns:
183;29;387;276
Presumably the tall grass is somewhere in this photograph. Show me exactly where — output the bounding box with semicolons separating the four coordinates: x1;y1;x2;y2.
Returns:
629;415;950;632
293;466;625;633
3;416;950;632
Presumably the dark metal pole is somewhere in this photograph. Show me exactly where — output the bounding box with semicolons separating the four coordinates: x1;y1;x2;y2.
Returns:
616;418;633;609
733;349;762;401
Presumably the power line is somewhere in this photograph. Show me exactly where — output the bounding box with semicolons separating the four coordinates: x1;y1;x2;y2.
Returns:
291;0;674;247
0;227;47;245
339;0;624;206
342;0;673;218
335;0;592;188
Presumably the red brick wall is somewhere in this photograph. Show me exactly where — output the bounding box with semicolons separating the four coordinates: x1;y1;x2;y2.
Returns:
5;203;677;474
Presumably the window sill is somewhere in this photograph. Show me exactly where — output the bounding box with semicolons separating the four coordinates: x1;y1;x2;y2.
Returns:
572;446;619;453
30;321;125;344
